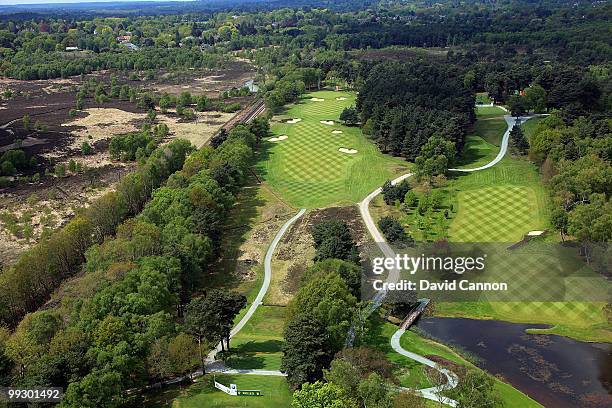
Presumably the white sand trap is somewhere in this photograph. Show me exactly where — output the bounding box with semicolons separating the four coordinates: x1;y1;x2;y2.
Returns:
331;130;343;134
320;120;335;125
336;97;347;101
268;135;288;142
339;148;358;154
286;118;302;124
311;97;325;102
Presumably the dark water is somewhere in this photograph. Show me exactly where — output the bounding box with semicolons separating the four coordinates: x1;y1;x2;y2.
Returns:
416;317;612;408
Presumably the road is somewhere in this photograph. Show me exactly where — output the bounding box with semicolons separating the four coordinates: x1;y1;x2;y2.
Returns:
358;172;413;308
391;329;459;406
358;112;546;404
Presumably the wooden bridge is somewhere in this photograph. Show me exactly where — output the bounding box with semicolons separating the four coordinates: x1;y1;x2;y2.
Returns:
400;298;430;330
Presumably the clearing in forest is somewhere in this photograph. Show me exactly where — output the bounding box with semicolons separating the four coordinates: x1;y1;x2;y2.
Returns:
257;90;408;208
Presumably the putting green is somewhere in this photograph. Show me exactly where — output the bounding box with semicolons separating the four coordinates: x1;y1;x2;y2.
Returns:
257;90;408;208
449;185;539;242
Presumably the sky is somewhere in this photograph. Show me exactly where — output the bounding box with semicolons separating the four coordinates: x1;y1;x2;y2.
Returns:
0;0;191;5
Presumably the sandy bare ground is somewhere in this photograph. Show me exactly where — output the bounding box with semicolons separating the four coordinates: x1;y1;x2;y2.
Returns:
332;130;343;134
339;147;358;154
320;120;335;125
61;108;145;151
286;118;302;124
0;172;127;265
157;111;235;148
60;107;235;151
268;135;288;142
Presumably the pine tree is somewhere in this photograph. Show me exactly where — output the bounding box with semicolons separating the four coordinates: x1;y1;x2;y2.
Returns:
510;125;529;154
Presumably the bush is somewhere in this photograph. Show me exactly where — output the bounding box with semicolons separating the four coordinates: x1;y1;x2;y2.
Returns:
0;161;16;176
221;102;241;113
109;132;155;161
378;216;411;244
312;219;359;264
55;163;66;177
404;191;418;207
382;180;411;205
81;142;93;155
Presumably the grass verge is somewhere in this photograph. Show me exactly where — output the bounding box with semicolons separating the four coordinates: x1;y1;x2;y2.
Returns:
167;374;292;408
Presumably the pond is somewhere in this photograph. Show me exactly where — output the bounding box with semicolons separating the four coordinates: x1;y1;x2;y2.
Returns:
416;317;612;408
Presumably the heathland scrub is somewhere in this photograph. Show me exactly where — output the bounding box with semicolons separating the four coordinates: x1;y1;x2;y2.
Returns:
256;90;409;208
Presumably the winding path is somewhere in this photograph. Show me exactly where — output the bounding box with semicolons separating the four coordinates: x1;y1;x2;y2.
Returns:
449;114;532;172
359;111;546;405
198;107;536;400
359;172;459;406
391;330;459;406
206;208;306;376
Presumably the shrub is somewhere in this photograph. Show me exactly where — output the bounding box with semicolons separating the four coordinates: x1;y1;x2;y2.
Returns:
81;141;93;155
378;216;411;244
109;132;154;161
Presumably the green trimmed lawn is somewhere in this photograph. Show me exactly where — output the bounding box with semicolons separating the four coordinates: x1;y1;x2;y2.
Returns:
475;105;506;118
170;375;292;408
471;116;507;146
455;106;506;168
440;115;611;342
257;90;409;208
521;115;546;141
449;148;549;243
227;306;286;371
450;184;541;242
455;135;498;169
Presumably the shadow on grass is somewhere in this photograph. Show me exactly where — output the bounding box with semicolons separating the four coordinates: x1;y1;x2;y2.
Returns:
197;171;265;291
235;339;283;353
225;353;267;369
455;143;492;167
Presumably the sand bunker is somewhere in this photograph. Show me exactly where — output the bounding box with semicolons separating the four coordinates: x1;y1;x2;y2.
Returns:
286;118;302;124
320;120;335;125
268;135;288;142
339;148;358;154
311;97;325;102
336;97;347;101
331;130;343;134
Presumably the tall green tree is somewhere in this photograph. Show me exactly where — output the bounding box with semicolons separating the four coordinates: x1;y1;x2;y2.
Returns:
510;125;529;154
281;313;333;389
415;135;456;180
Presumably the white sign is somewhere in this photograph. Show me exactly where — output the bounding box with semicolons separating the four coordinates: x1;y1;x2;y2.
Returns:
214;381;238;396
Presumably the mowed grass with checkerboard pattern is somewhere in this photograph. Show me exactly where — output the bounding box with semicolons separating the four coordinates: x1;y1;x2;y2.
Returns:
449;185;539;242
441;112;611;342
257;90;409;208
450;107;547;242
